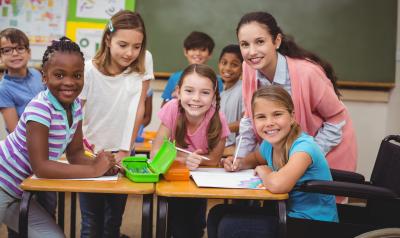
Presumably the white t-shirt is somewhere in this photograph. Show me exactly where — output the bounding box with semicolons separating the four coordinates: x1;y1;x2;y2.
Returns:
80;50;154;152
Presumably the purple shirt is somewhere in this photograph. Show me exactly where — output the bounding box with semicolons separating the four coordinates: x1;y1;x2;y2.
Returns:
0;89;82;198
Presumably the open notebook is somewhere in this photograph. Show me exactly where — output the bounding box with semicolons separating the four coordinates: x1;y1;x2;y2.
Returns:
190;168;265;189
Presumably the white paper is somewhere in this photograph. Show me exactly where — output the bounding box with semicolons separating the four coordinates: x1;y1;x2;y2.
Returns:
31;174;118;181
31;160;118;181
190;168;265;189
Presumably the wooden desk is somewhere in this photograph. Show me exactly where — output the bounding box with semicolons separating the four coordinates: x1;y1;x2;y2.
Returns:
134;141;152;157
19;176;154;238
155;179;289;238
135;131;156;157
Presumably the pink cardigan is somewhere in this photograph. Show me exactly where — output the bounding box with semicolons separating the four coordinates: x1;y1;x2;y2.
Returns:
242;57;357;172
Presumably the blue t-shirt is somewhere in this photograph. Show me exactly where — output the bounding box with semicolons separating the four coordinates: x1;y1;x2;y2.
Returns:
260;132;338;222
0;68;44;117
161;70;224;101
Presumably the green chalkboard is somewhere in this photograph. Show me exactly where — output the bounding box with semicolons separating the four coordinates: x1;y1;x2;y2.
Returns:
137;0;397;88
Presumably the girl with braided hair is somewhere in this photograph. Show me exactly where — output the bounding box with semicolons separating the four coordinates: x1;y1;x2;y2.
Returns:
151;63;230;238
0;36;116;238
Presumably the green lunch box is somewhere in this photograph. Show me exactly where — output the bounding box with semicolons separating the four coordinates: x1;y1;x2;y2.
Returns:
122;139;177;182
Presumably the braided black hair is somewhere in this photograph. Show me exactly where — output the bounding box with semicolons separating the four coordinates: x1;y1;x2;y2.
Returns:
42;36;84;70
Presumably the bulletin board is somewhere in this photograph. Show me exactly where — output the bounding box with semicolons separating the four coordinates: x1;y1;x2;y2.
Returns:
0;0;68;45
66;0;136;60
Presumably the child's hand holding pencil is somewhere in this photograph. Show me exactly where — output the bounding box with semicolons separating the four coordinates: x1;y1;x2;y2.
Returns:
221;156;242;172
222;136;243;172
176;147;209;170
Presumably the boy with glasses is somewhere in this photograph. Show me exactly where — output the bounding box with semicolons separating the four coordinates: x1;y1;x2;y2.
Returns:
0;28;44;133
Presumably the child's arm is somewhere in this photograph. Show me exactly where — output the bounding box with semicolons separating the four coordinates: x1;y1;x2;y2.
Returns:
200;138;226;167
142;93;153;127
223;150;266;171
150;123;172;159
184;138;227;170
115;80;150;161
26;121;115;178
0;108;19;132
228;121;240;134
255;152;312;194
64;122;99;165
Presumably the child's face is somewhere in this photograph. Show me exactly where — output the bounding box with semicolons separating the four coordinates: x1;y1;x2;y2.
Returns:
253;98;294;148
43;52;84;110
238;22;281;75
178;72;215;121
107;29;143;74
184;47;211;65
0;37;30;75
218;53;242;84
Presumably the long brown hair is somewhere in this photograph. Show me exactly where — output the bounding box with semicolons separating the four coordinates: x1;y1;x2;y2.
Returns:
251;86;301;169
237;11;341;98
94;10;147;75
175;64;222;151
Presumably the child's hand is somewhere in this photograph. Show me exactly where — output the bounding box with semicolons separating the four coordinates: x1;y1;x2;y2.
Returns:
185;149;203;170
104;166;119;176
222;156;241;172
254;165;272;177
83;138;95;152
114;150;130;164
171;87;179;99
93;151;116;176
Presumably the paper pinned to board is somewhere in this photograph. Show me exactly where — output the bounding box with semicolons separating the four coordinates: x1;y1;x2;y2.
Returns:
190;168;265;189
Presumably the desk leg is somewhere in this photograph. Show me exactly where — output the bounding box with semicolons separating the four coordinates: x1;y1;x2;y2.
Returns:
70;192;76;238
57;192;65;231
156;196;168;238
277;200;287;238
19;191;34;238
141;194;153;238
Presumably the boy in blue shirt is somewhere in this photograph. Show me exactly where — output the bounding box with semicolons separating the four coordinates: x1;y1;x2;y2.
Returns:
0;28;44;133
161;31;224;106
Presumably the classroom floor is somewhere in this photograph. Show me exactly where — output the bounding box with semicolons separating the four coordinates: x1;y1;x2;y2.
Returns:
0;193;223;238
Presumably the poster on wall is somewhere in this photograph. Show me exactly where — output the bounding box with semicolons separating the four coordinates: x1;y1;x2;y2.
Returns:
0;0;67;45
66;22;105;61
66;0;135;60
68;0;135;23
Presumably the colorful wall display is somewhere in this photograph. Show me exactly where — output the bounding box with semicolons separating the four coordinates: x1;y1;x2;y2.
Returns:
66;0;135;60
0;0;67;45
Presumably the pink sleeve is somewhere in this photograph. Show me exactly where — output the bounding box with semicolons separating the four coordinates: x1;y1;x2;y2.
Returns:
157;99;178;129
242;62;257;118
306;66;346;124
219;112;231;138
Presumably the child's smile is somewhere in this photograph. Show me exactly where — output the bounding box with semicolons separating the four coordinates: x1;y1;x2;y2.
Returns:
178;72;215;121
43;52;84;110
218;52;242;87
253;98;294;148
0;38;30;76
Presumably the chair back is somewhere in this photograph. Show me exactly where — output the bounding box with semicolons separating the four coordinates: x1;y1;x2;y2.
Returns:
368;135;400;226
370;135;400;195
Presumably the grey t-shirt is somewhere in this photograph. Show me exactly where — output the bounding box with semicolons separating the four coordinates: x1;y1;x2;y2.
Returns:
220;80;243;146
